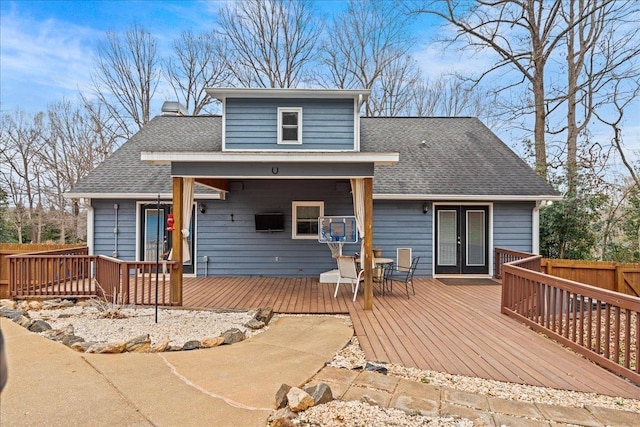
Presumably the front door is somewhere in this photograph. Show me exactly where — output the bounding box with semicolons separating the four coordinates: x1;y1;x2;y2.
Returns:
435;205;489;275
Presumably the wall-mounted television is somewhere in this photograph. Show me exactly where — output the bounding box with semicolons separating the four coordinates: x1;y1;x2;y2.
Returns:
255;212;285;232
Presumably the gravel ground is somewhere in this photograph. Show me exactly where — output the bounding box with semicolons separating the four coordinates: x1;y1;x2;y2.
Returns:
327;337;640;413
23;302;640;425
27;302;263;348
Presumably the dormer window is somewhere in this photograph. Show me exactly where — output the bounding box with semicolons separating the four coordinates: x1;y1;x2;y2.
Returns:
278;107;302;144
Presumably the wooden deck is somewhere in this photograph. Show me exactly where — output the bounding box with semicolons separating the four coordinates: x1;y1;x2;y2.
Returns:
182;276;640;398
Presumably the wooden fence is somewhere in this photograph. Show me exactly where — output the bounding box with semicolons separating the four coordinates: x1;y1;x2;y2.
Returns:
7;247;175;306
499;249;640;385
541;258;640;297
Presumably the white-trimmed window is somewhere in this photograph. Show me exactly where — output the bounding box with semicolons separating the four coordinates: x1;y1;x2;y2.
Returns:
278;107;302;144
292;201;323;239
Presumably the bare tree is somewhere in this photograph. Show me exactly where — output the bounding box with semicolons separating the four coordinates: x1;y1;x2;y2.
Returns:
0;110;46;242
410;75;489;118
320;0;416;115
91;23;160;137
165;30;230;115
412;0;640;191
217;0;322;88
369;56;422;116
40;100;117;242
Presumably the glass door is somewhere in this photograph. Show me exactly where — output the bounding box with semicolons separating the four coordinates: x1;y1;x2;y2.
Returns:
435;205;489;275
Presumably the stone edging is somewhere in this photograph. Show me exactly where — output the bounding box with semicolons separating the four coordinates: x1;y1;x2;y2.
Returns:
0;298;273;354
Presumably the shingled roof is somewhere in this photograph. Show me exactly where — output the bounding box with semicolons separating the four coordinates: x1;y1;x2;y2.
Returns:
68;115;558;199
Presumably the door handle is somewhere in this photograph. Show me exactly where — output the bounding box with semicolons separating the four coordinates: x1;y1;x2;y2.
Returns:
457;236;461;245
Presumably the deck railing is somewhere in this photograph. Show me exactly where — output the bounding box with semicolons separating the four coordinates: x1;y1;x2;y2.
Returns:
9;248;175;306
494;247;539;279
500;249;640;385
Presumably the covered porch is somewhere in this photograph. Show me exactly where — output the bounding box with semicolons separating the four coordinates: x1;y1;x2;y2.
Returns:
181;275;640;399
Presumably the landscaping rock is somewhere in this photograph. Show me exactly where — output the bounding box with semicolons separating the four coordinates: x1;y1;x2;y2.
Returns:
181;340;201;351
305;383;333;405
125;334;151;353
27;319;52;333
70;341;93;352
255;307;274;325
28;301;43;310
14;315;31;327
43;325;74;342
42;299;75;309
365;362;388;375
244;318;265;330
0;307;27;320
221;328;245;344
62;334;85;347
287;387;314;412
201;337;225;348
151;337;170;353
87;341;127;354
0;299;17;309
276;384;292;409
268;408;297;427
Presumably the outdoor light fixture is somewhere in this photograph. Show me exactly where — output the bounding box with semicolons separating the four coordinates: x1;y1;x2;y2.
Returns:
422;203;429;214
199;203;206;214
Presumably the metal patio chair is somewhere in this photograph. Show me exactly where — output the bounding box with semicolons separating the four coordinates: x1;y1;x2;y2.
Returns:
384;256;420;298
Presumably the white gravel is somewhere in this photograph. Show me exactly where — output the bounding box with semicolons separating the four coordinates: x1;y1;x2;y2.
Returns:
28;303;263;347
328;337;640;414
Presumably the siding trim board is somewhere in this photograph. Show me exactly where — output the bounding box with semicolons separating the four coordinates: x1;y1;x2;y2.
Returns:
171;162;375;178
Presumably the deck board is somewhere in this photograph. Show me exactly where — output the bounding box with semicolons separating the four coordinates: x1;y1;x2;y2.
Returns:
181;276;639;398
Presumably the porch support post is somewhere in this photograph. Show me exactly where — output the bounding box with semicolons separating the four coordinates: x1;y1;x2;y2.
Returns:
170;176;183;305
363;177;374;310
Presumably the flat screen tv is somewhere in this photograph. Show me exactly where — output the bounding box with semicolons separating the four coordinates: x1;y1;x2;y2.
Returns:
255;212;285;232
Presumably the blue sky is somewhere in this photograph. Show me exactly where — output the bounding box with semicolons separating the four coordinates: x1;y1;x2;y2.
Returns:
1;0;638;165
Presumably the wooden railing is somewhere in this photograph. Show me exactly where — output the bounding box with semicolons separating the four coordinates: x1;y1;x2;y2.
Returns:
8;248;175;306
95;256;173;306
8;247;93;298
500;249;640;385
494;248;539;279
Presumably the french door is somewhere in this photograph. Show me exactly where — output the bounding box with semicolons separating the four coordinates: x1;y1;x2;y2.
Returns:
435;205;489;275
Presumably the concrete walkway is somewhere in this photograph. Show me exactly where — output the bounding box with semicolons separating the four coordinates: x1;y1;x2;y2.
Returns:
2;315;638;426
0;316;352;427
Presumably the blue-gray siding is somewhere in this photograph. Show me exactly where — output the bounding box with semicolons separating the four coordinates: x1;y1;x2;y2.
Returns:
493;201;534;252
224;98;355;150
196;180;355;276
93;200;138;260
91;192;534;277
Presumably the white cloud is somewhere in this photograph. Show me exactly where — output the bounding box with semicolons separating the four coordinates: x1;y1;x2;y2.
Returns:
0;9;101;109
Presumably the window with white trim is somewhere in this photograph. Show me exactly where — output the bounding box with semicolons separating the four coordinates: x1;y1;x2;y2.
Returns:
278;107;302;144
292;201;323;239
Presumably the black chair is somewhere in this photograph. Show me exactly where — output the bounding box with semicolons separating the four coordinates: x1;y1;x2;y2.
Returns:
384;257;420;298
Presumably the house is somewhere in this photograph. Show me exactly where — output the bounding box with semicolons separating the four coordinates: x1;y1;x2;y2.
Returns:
68;88;560;285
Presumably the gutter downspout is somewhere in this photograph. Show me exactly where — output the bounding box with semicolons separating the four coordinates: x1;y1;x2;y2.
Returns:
532;200;544;254
86;199;94;255
113;203;119;258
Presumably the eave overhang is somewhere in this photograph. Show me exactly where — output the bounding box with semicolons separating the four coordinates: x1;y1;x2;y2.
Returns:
373;194;564;202
141;151;399;166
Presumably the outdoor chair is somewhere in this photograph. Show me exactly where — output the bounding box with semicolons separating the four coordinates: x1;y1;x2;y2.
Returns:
334;255;364;302
384;256;420;298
